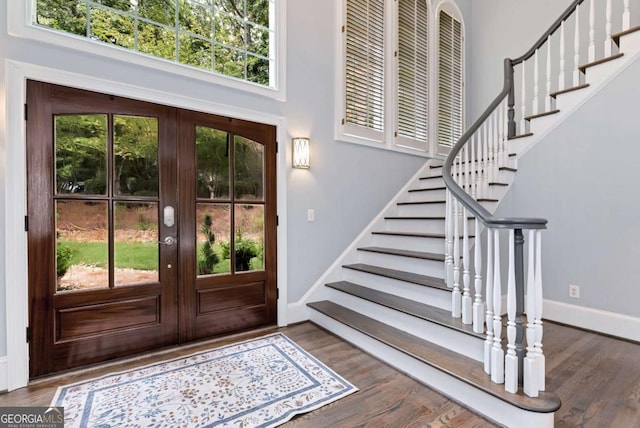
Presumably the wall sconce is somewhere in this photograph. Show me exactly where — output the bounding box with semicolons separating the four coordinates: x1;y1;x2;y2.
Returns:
292;137;310;169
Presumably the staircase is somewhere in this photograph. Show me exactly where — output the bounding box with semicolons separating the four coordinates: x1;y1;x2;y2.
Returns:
304;2;640;427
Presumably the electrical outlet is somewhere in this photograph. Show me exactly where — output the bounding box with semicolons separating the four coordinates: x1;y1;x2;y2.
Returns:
307;209;315;222
569;284;580;299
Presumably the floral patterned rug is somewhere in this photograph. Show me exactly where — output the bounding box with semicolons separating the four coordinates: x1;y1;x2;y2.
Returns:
51;333;357;427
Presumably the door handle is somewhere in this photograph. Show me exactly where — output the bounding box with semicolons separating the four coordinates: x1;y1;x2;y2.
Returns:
159;236;176;246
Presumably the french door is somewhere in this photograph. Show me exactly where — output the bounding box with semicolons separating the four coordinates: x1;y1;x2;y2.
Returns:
26;81;277;377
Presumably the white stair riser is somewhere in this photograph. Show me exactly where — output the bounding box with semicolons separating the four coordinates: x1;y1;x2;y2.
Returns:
583;57;625;87
357;251;443;277
397;203;446;217
308;311;555;428
372;234;445;253
431;167;517;183
384;218;474;234
554;87;591;112
408;189;446;202
417;178;446;190
325;288;484;361
527;113;559;136
620;31;640;54
342;269;450;310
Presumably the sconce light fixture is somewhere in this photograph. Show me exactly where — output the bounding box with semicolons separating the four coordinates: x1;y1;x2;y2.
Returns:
292;137;310;169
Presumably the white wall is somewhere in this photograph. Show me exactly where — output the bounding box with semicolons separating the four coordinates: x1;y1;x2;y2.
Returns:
496;56;640;319
0;0;428;361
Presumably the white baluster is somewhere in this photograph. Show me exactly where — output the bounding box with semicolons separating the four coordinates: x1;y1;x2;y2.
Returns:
604;0;613;57
484;229;494;374
559;20;566;91
520;61;527;133
524;230;539;397
462;205;472;324
488;113;496;187
574;3;582;86
491;229;504;384
534;230;546;391
473;219;484;333
533;48;539;115
623;0;631;31
470;134;477;199
445;189;452;287
505;229;518;393
545;35;552;111
588;0;596;62
452;185;462;318
500;99;508;167
482;123;489;199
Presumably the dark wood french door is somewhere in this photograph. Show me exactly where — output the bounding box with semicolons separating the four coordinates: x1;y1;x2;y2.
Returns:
26;81;277;377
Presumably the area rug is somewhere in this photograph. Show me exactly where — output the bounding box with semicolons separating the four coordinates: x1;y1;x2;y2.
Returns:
51;333;357;427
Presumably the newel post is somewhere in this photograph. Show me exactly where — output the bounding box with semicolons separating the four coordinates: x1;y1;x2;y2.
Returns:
507;60;516;138
514;229;526;384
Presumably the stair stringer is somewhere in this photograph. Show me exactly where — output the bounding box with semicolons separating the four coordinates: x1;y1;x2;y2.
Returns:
286;159;444;324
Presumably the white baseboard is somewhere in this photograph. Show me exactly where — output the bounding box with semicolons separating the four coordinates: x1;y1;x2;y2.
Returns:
544;299;640;342
287;302;311;324
0;356;7;392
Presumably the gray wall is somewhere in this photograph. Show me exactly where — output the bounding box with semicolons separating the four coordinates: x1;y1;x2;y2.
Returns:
496;57;640;317
0;1;427;358
467;0;573;120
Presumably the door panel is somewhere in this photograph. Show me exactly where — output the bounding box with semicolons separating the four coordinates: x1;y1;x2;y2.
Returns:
27;81;277;378
178;110;277;342
28;81;178;377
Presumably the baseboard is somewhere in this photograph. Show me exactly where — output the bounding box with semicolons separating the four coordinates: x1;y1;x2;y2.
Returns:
544;299;640;342
0;356;7;392
287;302;311;324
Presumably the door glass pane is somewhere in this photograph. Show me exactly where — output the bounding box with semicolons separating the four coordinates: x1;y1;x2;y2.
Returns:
234;204;264;272
56;200;108;292
234;136;264;201
114;202;159;286
114;115;159;197
196;126;230;199
55;114;107;195
196;203;231;276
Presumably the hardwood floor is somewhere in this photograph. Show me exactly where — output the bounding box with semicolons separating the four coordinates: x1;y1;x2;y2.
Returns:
1;321;639;427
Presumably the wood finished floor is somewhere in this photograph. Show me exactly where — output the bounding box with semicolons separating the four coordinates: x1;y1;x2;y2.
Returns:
1;321;639;427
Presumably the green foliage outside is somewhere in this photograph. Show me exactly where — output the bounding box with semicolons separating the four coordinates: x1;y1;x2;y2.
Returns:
56;243;75;278
197;213;220;275
35;0;271;86
62;241;159;271
221;231;262;272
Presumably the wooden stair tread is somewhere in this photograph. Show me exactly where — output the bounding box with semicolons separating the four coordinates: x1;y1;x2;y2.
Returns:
384;215;474;220
508;132;533;140
612;25;640;45
524;109;560;121
408;186;446;193
325;281;484;339
342;263;447;290
419;175;444;180
307;301;561;414
578;53;624;72
371;231;474;239
358;246;445;261
397;200;445;206
549;83;590;98
478;198;499;202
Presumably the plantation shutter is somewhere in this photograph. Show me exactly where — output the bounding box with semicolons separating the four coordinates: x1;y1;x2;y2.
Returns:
345;0;385;134
397;0;428;143
438;10;463;147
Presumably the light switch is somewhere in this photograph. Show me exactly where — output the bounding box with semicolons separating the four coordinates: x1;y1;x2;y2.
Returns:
307;209;315;222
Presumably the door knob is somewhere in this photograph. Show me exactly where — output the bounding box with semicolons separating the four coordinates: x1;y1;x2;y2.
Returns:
159;236;176;246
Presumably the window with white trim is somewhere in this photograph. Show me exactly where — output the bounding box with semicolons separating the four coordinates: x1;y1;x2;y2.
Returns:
29;0;277;88
437;8;463;148
339;0;464;155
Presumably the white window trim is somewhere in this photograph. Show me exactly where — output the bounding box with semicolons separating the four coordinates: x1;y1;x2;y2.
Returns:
337;0;465;158
6;1;287;102
2;59;290;390
434;0;466;155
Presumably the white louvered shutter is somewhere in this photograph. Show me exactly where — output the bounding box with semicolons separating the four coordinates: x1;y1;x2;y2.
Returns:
397;0;428;145
345;0;385;135
438;10;463;148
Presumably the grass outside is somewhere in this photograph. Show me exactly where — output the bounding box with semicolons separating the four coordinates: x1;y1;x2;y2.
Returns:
60;241;261;274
